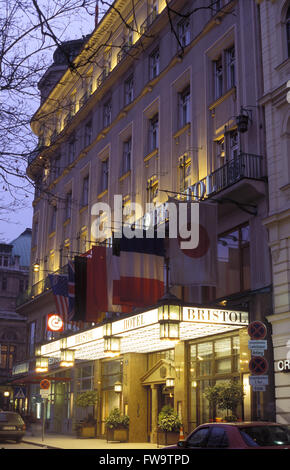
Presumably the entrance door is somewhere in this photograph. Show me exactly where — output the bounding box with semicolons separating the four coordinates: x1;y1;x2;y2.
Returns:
147;384;174;441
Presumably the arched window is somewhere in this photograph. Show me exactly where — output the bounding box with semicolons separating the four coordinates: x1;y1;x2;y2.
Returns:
287;6;290;58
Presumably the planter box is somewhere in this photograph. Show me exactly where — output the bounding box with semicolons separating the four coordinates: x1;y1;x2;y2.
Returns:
106;427;128;442
77;426;96;438
157;431;180;446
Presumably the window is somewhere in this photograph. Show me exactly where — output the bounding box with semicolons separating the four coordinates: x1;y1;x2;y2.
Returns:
124;75;134;105
187;428;209;447
287;6;290;58
149;48;160;79
226;46;235;89
149;113;159;152
84;120;92;147
103;100;112;128
29;321;36;357
52;155;61;179
211;0;222;15
0;344;15;370
177;18;190;48
122;138;131;174
179;154;191;192
147;176;158;203
216;136;225;161
178;86;190;128
82;176;89;207
101;158;109;192
229;130;239;160
1;276;7;291
76;364;94;392
65;191;72;220
214;56;223;99
68;137;76;165
50;205;57;233
207;427;229;448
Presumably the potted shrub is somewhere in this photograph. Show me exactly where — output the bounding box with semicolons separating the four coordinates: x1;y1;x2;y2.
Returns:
105;407;129;442
204;380;245;422
157;405;182;445
75;390;98;438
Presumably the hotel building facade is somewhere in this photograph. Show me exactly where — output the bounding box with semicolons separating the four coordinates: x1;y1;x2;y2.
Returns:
13;0;282;442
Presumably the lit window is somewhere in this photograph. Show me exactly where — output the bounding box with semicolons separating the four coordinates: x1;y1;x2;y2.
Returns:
179;154;191;192
149;48;160;79
147;176;158;203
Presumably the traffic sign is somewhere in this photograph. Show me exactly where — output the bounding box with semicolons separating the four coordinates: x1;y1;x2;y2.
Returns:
40;389;50;398
253;385;266;392
248;321;267;340
249;375;268;386
249;356;269;375
40;379;51;390
248;340;267;350
13;386;26;399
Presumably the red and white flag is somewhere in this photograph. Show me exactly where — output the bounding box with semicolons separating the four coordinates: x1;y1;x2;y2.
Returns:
168;201;217;286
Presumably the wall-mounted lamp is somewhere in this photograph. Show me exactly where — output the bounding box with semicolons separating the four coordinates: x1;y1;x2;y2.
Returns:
3;391;10;397
114;381;123;393
33;261;40;272
236;107;253;133
165;376;175;388
103;322;121;357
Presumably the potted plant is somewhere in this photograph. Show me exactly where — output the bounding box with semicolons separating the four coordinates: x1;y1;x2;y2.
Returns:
204;380;245;422
157;405;182;445
105;407;129;442
75;390;98;438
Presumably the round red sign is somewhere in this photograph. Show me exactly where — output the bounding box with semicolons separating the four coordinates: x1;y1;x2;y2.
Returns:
40;379;50;390
248;321;267;340
249;356;268;375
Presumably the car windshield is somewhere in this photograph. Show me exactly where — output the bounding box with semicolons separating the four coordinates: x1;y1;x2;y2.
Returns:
0;413;24;424
239;425;290;447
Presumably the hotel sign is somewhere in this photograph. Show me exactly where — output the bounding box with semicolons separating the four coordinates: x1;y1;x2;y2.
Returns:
112;309;159;335
183;308;248;326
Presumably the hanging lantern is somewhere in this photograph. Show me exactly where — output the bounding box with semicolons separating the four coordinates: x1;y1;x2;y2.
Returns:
114;381;123;393
104;336;121;357
158;304;181;341
60;349;75;367
35;357;48;373
236;107;251;133
165;376;175;388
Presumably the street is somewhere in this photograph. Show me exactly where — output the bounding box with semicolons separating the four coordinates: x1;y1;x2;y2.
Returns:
0;440;44;449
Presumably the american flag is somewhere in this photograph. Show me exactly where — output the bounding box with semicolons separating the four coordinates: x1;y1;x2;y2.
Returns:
48;274;69;319
67;259;75;321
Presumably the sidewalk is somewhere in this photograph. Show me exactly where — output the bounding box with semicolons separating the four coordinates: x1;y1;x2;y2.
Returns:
22;432;162;449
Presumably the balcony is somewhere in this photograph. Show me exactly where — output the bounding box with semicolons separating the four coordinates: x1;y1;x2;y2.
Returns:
16;265;68;307
140;9;158;35
117;43;132;64
97;68;110;87
187;153;266;210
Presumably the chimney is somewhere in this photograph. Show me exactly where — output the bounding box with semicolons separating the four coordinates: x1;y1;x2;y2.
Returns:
95;1;99;27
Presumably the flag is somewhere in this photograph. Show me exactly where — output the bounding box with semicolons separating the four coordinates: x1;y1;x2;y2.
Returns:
67;259;75;320
48;274;69;319
74;255;88;321
168;201;217;286
113;231;165;308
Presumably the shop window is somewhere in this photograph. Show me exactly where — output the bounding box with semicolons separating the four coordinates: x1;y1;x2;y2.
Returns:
217;224;250;298
76;364;94;392
101;360;122;389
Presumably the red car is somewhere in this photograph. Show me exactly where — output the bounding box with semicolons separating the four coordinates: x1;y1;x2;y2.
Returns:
165;422;290;449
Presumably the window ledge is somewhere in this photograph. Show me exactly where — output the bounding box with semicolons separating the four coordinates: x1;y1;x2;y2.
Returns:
119;170;131;182
209;86;236;111
79;205;88;214
173;122;191;140
48;231;56;239
63;218;71;227
144;148;158;163
97;189;108;199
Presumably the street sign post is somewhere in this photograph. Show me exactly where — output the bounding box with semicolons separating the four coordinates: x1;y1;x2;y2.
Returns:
39;379;50;442
248;321;267;340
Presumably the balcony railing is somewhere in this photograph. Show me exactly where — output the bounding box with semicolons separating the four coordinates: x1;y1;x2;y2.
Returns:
97;67;110;87
16;265;68;307
196;153;264;197
140;9;158;35
117;43;132;64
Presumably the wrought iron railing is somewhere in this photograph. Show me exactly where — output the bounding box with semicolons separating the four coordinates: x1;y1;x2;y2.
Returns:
117;43;132;64
140;9;158;35
199;153;264;197
16;265;68;307
97;67;110;87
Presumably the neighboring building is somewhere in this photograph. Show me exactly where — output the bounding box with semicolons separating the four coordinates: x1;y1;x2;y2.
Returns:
15;0;276;441
258;0;290;424
0;228;31;410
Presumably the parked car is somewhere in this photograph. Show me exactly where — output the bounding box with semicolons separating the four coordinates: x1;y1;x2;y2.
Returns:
164;422;290;449
0;411;26;443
